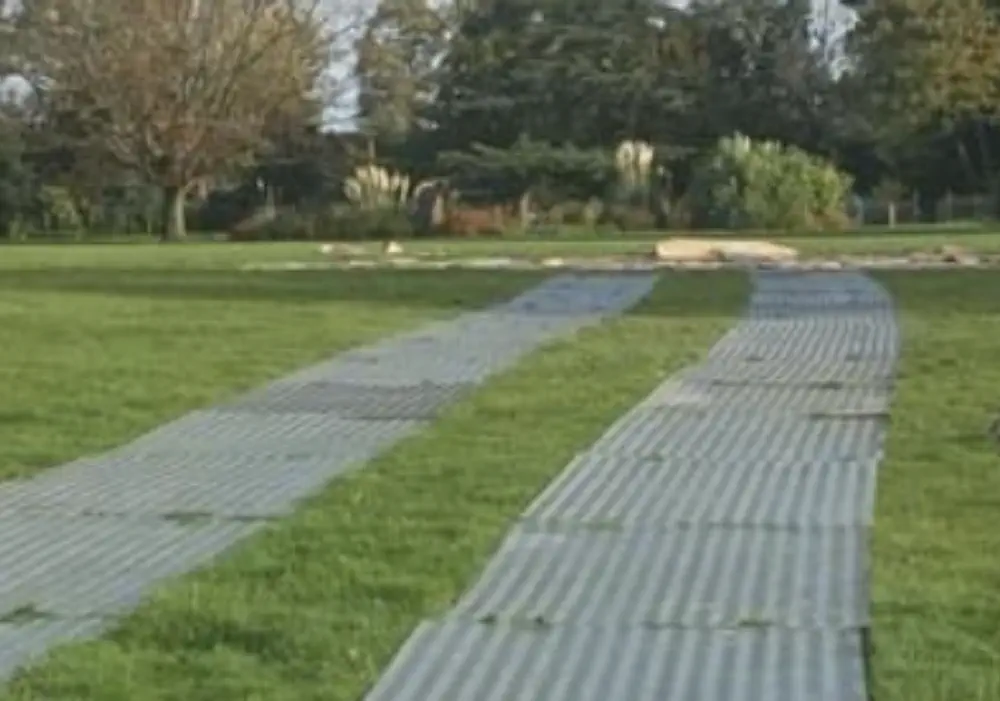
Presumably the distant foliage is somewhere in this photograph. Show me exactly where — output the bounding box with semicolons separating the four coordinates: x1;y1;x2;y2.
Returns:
688;134;853;231
230;205;414;242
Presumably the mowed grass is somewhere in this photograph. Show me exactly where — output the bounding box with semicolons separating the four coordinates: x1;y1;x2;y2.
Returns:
393;227;1000;260
870;270;1000;701
0;271;749;701
0;245;545;480
5;224;1000;272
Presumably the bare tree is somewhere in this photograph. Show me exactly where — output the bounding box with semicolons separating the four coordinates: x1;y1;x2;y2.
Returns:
6;0;340;239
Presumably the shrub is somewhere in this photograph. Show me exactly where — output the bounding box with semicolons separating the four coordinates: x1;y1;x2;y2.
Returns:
602;203;657;231
665;195;694;229
229;205;414;241
687;133;853;231
319;205;414;240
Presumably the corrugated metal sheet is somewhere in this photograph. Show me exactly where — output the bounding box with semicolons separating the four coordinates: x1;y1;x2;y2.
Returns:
0;273;657;681
522;452;878;527
285;275;657;387
364;620;867;701
639;377;891;415
0;451;351;518
123;411;422;455
0;619;109;680
588;406;887;463
363;270;897;701
452;525;867;628
222;380;474;419
0;515;257;616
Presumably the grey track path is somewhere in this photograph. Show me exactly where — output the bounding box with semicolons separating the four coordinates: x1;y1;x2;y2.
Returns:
363;270;900;701
0;273;656;681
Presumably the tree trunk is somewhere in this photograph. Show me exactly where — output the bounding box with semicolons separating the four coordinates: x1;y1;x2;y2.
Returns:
160;184;188;241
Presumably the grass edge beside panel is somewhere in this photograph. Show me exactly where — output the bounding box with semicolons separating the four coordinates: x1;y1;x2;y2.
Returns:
1;271;748;701
870;270;1000;701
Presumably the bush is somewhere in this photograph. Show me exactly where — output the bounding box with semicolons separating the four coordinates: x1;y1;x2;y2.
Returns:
665;195;694;230
602;203;657;231
323;206;414;240
687;133;853;231
229;205;414;241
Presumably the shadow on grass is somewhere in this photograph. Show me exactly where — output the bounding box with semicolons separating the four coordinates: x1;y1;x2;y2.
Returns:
0;268;542;310
0;267;751;318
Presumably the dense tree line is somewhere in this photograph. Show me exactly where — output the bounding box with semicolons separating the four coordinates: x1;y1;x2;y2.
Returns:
1;0;999;239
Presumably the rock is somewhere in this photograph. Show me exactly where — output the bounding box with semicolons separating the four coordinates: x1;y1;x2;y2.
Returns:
383;240;404;255
387;256;420;266
652;238;798;264
464;257;516;269
936;244;979;266
908;251;936;264
541;257;565;268
936;244;965;261
320;243;366;257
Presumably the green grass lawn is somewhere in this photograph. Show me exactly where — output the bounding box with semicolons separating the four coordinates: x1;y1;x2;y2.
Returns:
0;270;748;701
5;224;1000;273
869;270;1000;701
389;227;1000;259
0;247;544;480
2;240;997;700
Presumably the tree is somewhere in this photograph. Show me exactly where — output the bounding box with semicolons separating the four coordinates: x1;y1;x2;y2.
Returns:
354;0;448;149
848;0;1000;207
850;0;1000;123
686;0;836;151
5;0;335;239
428;0;697;152
0;103;36;237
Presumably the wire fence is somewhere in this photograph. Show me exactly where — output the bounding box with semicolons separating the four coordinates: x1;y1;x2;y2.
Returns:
855;193;994;227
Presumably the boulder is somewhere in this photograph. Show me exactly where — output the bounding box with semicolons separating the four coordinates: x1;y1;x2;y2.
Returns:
383;240;404;256
936;244;979;266
653;238;798;263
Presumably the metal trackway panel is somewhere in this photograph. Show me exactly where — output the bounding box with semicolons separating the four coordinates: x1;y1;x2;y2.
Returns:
451;525;867;628
221;380;474;419
587;405;887;463
123;411;423;455
0;273;656;681
522;452;879;528
283;274;655;387
0;620;108;681
364;270;897;701
365;620;867;701
0;451;354;518
0;515;258;616
639;376;891;415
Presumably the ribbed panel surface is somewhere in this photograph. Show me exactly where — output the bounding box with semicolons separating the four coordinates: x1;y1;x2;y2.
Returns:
364;270;898;701
0;274;656;680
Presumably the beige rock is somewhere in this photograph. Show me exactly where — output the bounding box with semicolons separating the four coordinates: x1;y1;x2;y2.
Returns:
653;238;798;263
383;240;404;255
320;243;366;257
929;244;979;265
